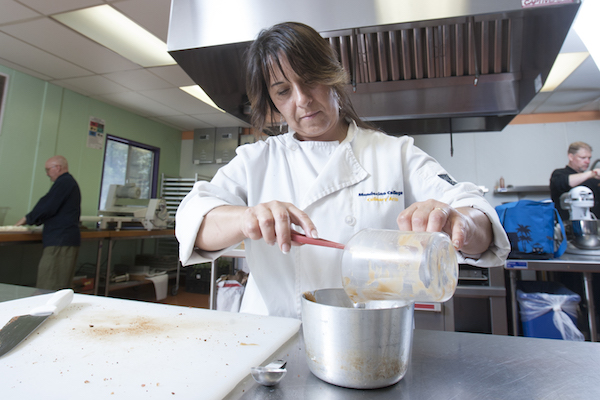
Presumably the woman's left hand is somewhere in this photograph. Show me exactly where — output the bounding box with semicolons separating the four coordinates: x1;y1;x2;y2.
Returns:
396;199;493;254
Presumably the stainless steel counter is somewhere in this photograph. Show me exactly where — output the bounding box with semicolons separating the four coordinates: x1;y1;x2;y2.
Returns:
2;283;598;399
505;253;600;341
0;283;48;302
226;329;600;400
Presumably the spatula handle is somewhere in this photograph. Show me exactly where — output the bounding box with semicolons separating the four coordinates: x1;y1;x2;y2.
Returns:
290;232;345;250
30;289;74;316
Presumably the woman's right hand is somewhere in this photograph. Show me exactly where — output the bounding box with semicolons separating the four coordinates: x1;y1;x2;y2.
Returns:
196;202;318;254
240;201;318;254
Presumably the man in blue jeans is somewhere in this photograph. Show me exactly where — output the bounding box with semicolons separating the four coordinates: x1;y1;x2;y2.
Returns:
16;155;81;290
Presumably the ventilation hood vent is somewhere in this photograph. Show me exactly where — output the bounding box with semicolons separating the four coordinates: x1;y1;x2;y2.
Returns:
168;0;580;135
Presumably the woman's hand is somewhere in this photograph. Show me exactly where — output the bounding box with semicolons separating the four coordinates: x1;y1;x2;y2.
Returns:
397;199;493;255
240;201;318;253
196;202;318;254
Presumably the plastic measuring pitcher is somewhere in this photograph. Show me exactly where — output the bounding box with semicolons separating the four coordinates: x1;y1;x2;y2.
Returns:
341;229;458;303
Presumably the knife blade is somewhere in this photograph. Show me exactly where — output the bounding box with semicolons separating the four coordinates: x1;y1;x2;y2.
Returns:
0;288;74;358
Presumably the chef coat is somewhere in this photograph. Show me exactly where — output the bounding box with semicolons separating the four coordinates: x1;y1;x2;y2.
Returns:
176;121;510;319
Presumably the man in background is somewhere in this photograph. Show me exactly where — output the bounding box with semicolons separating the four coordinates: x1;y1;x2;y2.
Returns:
550;141;600;222
16;155;81;290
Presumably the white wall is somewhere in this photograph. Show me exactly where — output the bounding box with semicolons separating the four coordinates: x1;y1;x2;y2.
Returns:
178;119;600;209
412;119;600;208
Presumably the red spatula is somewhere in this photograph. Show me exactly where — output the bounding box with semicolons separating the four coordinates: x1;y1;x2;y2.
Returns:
290;231;345;250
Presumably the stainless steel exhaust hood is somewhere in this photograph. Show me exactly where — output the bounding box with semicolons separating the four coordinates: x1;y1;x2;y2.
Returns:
167;0;580;134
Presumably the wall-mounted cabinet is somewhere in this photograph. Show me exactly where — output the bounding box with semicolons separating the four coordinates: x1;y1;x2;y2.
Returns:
215;127;240;163
193;127;241;164
192;128;216;164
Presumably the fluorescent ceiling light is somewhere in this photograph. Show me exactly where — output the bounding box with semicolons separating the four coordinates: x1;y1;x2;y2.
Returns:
52;5;176;67
180;85;225;112
540;52;589;92
574;0;600;71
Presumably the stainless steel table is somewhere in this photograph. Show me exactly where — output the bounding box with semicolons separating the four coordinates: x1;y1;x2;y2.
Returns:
505;253;600;341
0;282;49;302
226;329;600;400
2;284;598;399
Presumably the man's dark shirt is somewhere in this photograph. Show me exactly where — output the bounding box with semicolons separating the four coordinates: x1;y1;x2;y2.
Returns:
550;165;600;221
26;172;81;247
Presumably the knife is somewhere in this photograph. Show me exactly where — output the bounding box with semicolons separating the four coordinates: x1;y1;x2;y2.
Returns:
0;288;74;358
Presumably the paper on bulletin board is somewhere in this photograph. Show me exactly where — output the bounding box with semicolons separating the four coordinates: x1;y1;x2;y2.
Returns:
87;116;105;149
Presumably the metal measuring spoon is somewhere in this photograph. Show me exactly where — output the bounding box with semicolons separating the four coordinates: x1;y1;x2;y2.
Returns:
251;360;287;386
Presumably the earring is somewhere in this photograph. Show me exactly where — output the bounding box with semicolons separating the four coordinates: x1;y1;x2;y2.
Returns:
279;114;284;133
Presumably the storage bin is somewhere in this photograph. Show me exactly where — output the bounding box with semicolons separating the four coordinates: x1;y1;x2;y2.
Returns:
185;264;211;294
185;261;232;294
516;281;583;341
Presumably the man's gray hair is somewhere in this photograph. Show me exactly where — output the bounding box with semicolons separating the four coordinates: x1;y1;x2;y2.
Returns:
568;141;592;155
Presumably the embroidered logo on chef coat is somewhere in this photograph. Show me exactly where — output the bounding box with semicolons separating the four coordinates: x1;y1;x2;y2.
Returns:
438;174;457;186
358;190;403;202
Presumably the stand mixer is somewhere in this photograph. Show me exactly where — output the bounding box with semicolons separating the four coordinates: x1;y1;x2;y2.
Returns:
560;186;600;254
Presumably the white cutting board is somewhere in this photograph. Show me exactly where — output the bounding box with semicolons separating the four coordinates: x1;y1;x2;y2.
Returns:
0;294;301;399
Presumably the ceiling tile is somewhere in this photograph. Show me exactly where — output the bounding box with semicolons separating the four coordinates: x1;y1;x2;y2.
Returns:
0;57;53;80
0;1;41;24
191;112;250;128
93;91;181;117
140;87;222;115
51;80;92;97
531;91;594;113
580;98;600;112
147;117;189;131
150;115;213;131
103;69;173;91
550;90;600;108
0;32;91;79
53;75;130;95
558;58;600;91
1;18;139;74
559;28;587;53
16;0;103;15
112;0;172;42
147;65;196;87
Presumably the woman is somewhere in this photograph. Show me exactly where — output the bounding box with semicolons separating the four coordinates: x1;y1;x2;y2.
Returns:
176;22;510;318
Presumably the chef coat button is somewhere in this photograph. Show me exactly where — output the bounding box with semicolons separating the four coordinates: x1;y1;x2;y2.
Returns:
345;216;356;226
289;143;298;151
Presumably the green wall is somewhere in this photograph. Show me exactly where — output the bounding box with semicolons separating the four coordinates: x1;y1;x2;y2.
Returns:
0;65;182;224
0;65;182;287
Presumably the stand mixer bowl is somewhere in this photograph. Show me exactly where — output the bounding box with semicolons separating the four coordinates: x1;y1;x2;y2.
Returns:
571;220;600;249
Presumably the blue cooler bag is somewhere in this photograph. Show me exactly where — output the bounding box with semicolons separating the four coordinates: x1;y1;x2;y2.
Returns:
495;199;567;259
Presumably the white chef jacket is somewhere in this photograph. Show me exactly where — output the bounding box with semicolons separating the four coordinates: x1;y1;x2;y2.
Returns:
176;121;510;319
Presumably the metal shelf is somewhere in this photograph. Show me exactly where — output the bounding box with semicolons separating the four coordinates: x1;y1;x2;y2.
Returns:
494;185;549;194
160;173;204;218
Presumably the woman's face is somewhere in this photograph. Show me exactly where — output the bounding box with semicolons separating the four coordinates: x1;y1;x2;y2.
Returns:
267;56;347;142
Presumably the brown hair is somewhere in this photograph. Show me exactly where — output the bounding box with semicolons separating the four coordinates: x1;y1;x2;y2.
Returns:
245;22;374;136
568;141;592;154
